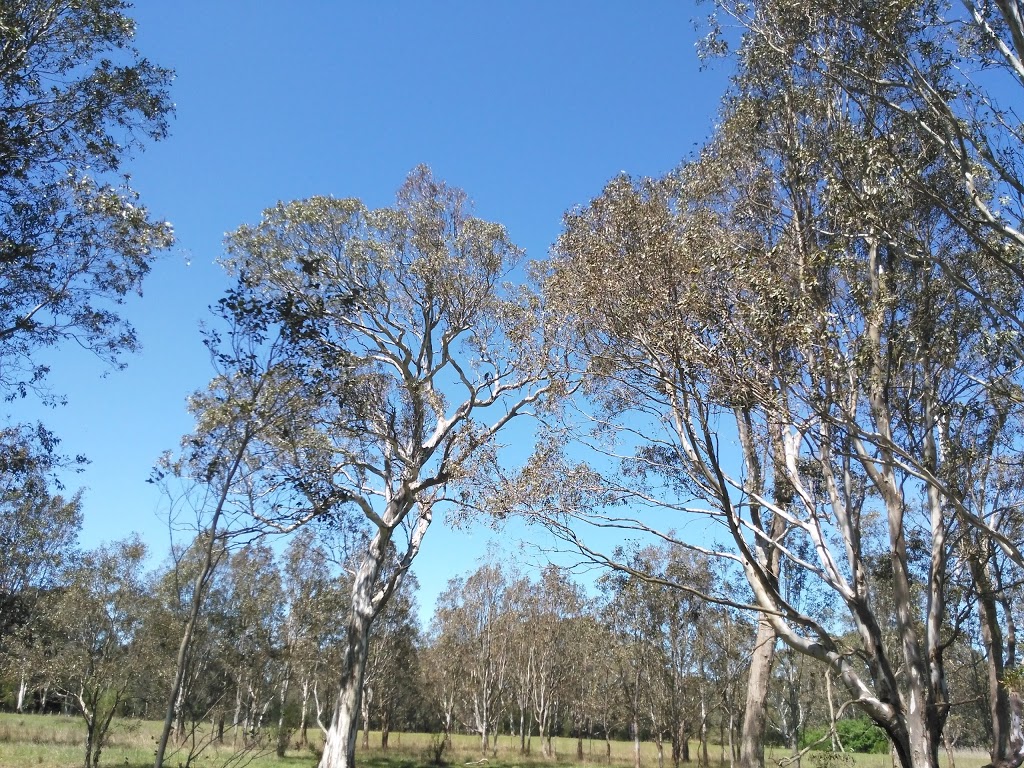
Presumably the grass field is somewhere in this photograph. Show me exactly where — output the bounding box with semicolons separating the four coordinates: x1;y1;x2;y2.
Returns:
0;713;994;768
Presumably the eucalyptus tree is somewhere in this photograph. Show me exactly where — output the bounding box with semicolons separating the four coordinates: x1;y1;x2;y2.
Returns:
279;528;350;751
422;615;462;747
362;573;421;751
0;423;82;711
540;104;990;768
433;563;515;753
598;551;674;768
505;573;536;753
698;2;1024;764
527;0;1024;762
146;534;235;764
212;166;564;768
152;318;311;768
41;538;154;768
702;0;1024;356
542;149;973;768
0;0;173;397
559;610;613;762
520;565;582;758
221;543;286;746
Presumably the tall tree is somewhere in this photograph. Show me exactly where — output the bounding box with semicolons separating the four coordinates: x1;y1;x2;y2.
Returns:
0;0;174;397
433;564;514;754
363;572;421;751
0;423;81;646
39;537;154;768
208;166;564;768
279;528;350;752
152;314;311;768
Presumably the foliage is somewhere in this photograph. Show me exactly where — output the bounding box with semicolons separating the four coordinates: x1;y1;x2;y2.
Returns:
803;720;890;755
524;2;1024;768
204;166;566;768
0;422;82;646
0;0;174;397
38;538;155;768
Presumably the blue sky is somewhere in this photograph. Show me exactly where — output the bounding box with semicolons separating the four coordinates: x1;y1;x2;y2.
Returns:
7;2;730;615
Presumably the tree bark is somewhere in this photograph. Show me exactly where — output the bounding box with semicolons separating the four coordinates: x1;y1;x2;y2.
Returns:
361;686;370;750
154;433;246;768
318;596;373;768
740;616;776;768
276;663;292;757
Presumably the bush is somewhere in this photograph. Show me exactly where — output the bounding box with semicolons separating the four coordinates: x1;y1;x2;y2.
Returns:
425;733;447;766
801;719;889;754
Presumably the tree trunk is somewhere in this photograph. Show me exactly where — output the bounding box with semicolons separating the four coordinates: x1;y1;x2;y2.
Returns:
699;694;709;768
519;708;527;754
633;719;642;768
300;677;310;747
740;616;776;768
361;688;370;750
1003;692;1024;768
825;673;839;751
15;671;26;713
83;714;97;768
674;719;688;766
540;714;551;758
232;678;243;747
154;462;237;768
318;604;373;768
974;553;1015;767
276;663;292;758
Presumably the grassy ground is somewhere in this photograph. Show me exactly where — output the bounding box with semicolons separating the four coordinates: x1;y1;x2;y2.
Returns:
0;713;994;768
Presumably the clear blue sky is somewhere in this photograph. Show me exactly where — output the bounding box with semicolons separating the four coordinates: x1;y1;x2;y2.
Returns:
6;2;730;615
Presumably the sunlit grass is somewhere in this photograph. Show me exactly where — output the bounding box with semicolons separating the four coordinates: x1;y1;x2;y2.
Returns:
0;713;995;768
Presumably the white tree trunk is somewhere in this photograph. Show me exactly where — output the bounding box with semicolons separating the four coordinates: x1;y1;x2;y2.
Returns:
15;670;26;713
740;616;776;768
318;527;390;768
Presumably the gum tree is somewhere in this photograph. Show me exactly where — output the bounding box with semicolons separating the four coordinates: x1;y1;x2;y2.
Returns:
520;2;1024;766
212;166;565;768
43;538;153;768
0;0;174;396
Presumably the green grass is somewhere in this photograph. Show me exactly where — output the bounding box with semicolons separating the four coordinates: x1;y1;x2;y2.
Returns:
0;713;995;768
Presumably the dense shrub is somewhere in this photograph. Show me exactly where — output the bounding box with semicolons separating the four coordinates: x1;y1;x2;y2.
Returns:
801;719;889;754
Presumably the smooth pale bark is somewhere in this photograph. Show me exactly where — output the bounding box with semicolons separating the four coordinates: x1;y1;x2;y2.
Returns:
276;663;292;757
299;677;311;747
318;566;376;768
360;685;371;750
319;504;430;768
699;691;709;768
735;410;787;768
739;616;777;768
824;673;839;751
318;616;371;768
15;670;26;713
1004;692;1024;768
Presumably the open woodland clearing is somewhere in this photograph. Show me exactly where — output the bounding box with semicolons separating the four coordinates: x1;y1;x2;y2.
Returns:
0;715;993;768
3;1;1024;768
